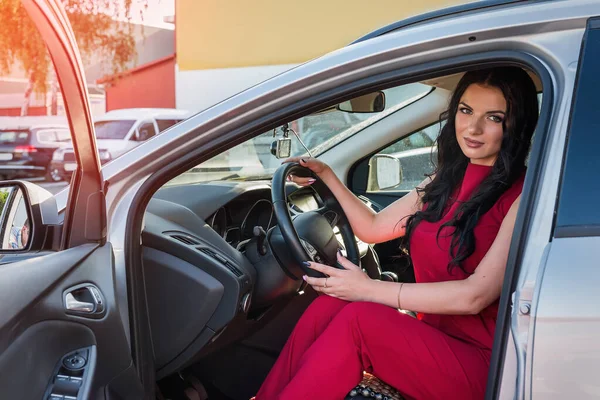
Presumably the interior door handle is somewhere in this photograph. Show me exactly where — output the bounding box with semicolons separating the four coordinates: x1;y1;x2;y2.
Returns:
64;284;105;317
65;293;95;312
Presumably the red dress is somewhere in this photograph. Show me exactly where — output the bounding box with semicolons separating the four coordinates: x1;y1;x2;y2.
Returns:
256;163;524;400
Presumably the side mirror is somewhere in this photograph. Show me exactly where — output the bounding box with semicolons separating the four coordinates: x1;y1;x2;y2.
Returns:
367;154;403;191
0;181;59;252
337;91;386;113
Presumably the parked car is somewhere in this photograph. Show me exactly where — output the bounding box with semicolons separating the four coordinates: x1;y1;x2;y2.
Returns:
50;108;190;180
1;1;600;400
382;121;440;190
0;116;71;182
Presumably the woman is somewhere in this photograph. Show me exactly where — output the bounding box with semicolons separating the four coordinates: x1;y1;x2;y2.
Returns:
255;67;539;400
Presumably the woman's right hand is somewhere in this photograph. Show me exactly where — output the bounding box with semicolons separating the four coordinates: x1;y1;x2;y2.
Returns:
282;156;331;186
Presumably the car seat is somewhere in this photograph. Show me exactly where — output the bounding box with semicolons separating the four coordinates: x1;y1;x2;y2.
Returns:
344;372;404;400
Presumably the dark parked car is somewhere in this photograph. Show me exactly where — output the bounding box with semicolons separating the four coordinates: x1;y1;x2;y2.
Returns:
0;118;71;182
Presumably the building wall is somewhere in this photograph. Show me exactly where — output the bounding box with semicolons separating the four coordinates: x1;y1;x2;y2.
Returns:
0;107;46;117
104;55;176;111
175;0;465;112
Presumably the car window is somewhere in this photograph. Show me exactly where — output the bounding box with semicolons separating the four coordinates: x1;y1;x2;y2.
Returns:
156;119;181;132
137;122;157;141
555;22;600;233
369;121;442;192
36;129;57;143
94;120;136;140
55;129;72;142
293;83;432;157
165;83;433;186
0;131;30;145
0;8;77;188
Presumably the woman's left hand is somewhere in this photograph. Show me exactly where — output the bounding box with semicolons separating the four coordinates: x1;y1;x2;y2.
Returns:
303;251;375;302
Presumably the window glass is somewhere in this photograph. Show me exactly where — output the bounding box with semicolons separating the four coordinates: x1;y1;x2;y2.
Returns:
137;122;157;141
368;122;442;192
94;120;136;140
0;131;30;145
556;23;600;232
156;119;181;132
55;129;72;142
36;130;57;143
289;83;432;157
166;83;432;186
0;4;79;191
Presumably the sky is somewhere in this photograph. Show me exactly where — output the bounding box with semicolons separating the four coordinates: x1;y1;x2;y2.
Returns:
124;0;175;29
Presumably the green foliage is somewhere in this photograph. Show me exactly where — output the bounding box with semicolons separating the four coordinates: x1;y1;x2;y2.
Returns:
0;190;9;213
0;0;146;95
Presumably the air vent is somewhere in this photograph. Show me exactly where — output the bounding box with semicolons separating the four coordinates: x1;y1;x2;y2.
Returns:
197;247;243;277
169;234;201;246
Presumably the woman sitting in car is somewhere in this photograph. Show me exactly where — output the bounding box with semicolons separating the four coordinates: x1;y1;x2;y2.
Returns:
254;67;539;400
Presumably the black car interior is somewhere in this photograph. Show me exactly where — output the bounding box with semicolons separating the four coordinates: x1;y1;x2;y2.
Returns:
142;67;543;400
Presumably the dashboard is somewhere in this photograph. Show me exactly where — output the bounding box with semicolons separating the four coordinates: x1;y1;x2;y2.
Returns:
141;175;383;385
141;179;327;379
205;188;323;249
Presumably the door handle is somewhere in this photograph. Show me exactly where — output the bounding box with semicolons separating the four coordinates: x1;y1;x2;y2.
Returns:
65;292;95;312
64;284;105;317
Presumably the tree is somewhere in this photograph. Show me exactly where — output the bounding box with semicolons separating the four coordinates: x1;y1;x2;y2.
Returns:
0;0;147;115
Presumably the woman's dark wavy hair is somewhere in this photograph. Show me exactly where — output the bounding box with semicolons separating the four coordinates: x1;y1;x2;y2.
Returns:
403;67;539;274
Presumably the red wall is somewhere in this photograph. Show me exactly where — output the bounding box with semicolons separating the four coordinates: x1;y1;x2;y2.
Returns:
0;107;46;116
104;55;176;111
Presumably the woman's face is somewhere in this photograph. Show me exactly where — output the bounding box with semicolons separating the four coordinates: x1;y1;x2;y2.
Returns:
455;83;507;166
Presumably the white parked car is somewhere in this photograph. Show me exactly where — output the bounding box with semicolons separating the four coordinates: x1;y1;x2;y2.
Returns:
50;108;190;180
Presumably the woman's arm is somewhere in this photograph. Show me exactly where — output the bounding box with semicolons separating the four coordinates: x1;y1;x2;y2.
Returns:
369;195;521;314
304;195;521;315
319;167;428;243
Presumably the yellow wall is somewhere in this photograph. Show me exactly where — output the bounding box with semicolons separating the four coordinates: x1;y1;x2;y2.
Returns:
177;0;467;71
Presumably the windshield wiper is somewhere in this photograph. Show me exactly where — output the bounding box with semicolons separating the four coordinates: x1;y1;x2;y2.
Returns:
217;173;241;180
227;174;274;182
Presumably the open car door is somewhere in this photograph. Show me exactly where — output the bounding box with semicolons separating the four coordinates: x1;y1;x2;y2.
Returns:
0;0;143;399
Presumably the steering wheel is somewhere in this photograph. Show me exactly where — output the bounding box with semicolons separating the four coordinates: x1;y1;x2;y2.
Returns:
270;162;361;278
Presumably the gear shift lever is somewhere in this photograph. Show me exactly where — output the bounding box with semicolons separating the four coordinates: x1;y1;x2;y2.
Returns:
253;226;267;256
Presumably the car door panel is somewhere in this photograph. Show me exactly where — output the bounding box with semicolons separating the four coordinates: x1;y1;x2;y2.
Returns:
0;321;95;399
0;1;144;398
0;244;140;399
528;16;600;399
0;245;97;330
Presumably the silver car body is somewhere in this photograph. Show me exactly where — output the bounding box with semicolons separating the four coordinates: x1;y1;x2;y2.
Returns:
42;0;600;398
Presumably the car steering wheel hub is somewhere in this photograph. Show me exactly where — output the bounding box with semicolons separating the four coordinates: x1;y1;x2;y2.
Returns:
270;162;361;279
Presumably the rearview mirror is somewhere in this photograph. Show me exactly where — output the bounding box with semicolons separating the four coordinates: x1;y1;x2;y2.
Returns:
337;91;386;113
0;181;59;252
271;138;292;159
367;154;403;191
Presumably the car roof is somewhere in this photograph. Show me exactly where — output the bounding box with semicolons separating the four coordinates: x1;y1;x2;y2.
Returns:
0;116;69;131
351;0;545;44
94;108;192;122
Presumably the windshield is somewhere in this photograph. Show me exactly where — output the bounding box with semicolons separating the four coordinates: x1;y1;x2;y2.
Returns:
94;120;136;140
0;131;29;145
55;129;72;142
166;83;431;186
